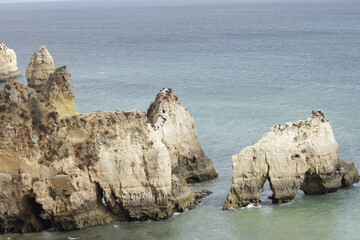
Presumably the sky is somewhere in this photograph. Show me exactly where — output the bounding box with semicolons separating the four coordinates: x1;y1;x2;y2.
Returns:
0;0;357;5
0;0;353;2
0;0;69;2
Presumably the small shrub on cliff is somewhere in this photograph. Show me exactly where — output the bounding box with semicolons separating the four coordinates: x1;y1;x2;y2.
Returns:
56;140;64;148
39;124;47;133
48;111;59;121
29;97;43;129
48;187;57;200
9;102;18;108
78;163;84;170
0;104;7;112
20;108;30;121
64;149;70;158
147;101;155;117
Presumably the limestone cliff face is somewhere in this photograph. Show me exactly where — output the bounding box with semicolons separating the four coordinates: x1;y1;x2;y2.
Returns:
0;66;213;233
224;111;359;209
26;45;55;91
147;89;218;182
0;42;22;81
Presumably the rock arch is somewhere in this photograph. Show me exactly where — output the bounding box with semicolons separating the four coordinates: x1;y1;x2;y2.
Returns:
224;111;359;209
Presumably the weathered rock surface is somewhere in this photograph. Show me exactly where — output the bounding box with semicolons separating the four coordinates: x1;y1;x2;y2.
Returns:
26;45;55;91
224;111;359;209
147;89;218;182
0;42;22;81
0;64;215;233
41;66;77;116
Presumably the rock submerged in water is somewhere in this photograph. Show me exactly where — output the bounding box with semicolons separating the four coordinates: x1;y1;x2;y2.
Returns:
0;42;22;82
0;48;217;233
223;111;359;209
26;45;55;91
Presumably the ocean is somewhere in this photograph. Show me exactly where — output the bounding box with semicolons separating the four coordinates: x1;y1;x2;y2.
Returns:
0;1;360;239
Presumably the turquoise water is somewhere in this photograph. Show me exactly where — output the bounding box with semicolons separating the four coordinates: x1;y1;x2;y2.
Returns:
1;1;360;239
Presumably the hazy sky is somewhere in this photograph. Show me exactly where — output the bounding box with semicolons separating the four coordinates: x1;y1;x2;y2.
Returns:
0;0;351;2
0;0;69;2
0;0;356;5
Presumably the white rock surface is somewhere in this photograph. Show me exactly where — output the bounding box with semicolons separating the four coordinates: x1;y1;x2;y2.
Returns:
26;45;55;91
147;88;218;182
0;42;22;81
224;111;359;209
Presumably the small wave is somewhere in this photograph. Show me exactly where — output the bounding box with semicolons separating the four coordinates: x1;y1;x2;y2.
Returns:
68;237;80;240
353;182;360;187
243;203;262;209
101;191;107;206
226;204;262;211
114;224;119;228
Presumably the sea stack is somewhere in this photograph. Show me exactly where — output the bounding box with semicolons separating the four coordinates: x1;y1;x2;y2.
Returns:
0;53;216;232
0;42;22;81
26;45;55;91
147;88;218;182
223;110;359;209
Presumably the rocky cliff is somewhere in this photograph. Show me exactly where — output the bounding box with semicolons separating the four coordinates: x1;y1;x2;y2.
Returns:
0;42;22;82
26;45;55;91
0;63;216;232
224;111;359;209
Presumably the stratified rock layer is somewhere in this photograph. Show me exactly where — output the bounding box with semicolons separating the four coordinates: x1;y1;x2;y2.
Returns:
0;42;22;81
0;65;214;233
147;89;218;182
224;111;359;209
26;45;55;91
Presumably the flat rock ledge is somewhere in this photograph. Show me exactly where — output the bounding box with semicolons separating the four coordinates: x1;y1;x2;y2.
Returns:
224;110;359;209
0;48;217;233
0;42;21;82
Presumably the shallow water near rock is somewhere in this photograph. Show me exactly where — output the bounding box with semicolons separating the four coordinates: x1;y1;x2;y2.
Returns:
1;1;360;239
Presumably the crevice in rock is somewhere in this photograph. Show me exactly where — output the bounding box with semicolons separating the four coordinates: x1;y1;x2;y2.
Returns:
95;183;111;210
108;186;130;221
94;183;129;222
263;151;274;203
260;179;274;205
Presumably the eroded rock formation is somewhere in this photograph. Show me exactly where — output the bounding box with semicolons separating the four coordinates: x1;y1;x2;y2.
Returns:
224;111;359;209
26;45;55;91
0;64;216;233
147;89;218;182
0;42;22;81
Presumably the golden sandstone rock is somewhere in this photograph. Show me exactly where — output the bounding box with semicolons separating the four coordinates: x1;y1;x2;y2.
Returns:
0;48;217;233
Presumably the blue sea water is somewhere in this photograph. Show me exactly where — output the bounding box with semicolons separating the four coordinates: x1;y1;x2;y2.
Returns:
1;1;360;239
